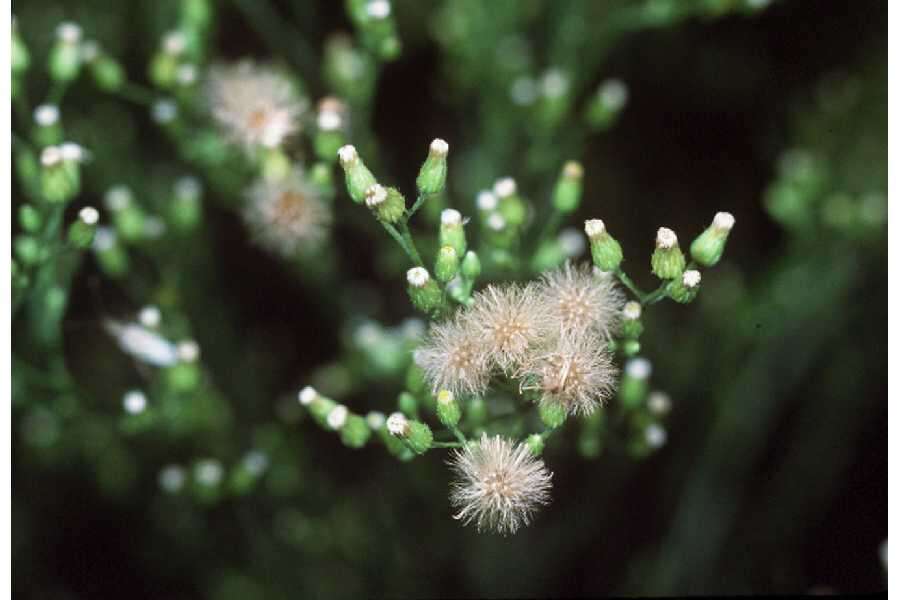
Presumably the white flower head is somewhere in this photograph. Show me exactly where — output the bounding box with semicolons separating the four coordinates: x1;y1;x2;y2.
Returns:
162;30;187;55
59;142;85;162
138;305;161;328
449;434;553;535
655;227;678;249
56;22;82;44
122;390;147;414
194;459;223;486
386;412;409;436
476;190;498;211
537;262;625;339
713;211;735;231
40;146;62;167
493;177;517;198
78;206;99;226
242;169;331;257
365;183;387;208
327;405;349;430
486;213;506;232
206;60;307;151
366;411;386;430
176;340;200;362
298;386;318;406
584;219;606;239
34;104;60;127
429;138;449;157
366;0;391;19
104;320;179;367
337;144;358;165
682;270;701;288
465;283;547;372
541;68;569;98
406;267;430;288
441;208;462;226
625;357;652;380
623;301;642;321
415;316;492;397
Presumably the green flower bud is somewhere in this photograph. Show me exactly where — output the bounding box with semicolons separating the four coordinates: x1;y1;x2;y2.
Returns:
667;269;701;304
465;397;487;427
539;401;567;429
526;433;545;456
337;145;376;203
365;184;406;224
552;161;583;214
690;212;735;267
340;414;371;448
439;209;466;256
406;267;444;315
397;391;418;418
620;301;643;339
416;138;448;195
387;412;432;455
584;219;623;272
461;250;481;280
494;178;526;227
435;245;460;283
650;227;685;279
14;235;43;266
436;390;461;427
18;204;42;233
48;22;82;82
40;145;82;204
620;358;651;409
90;54;125;91
92;227;129;277
67;206;99;248
165;362;201;392
307;395;337;427
169;177;203;232
32;104;62;147
622;339;641;357
586;79;628;130
12;18;30;74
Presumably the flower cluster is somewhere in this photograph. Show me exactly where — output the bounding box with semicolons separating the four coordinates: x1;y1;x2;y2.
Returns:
415;261;622;416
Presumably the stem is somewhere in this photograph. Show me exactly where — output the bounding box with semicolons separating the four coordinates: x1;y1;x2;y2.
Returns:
397;221;424;267
448;424;468;445
405;193;429;223
642;284;670;306
532;208;563;255
615;268;647;300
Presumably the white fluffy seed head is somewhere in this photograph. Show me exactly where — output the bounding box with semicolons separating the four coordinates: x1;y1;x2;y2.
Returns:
625;357;652;380
386;412;409;436
449;434;553;535
682;270;702;288
337;144;358;165
122;390;147;414
655;227;678;249
366;411;386;430
366;0;391;19
713;211;735;231
493;177;517;198
584;219;606;239
429;138;449;157
623;301;642;320
327;405;349;430
441;208;462;226
477;190;498;211
645;424;667;448
364;184;387;208
407;267;430;288
56;22;82;44
78;206;99;225
298;386;317;406
41;146;62;167
138;305;161;328
34;104;60;127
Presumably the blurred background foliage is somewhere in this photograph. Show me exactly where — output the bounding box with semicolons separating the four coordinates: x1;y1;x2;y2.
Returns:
12;0;885;597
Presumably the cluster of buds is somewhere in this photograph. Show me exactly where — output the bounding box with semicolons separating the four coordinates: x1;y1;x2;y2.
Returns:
298;386;372;449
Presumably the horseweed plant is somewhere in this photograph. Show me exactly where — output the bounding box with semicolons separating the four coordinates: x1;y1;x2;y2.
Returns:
11;1;740;538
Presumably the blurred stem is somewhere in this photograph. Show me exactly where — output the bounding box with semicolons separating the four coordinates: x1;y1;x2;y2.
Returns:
405;193;429;223
381;222;424;267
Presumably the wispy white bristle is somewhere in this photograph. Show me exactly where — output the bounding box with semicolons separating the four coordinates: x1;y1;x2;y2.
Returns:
364;184;387;208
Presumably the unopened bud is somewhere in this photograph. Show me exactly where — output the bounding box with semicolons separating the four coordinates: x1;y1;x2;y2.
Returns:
337;145;377;204
416;138;449;195
584;219;623;272
651;227;685;279
690;212;735;267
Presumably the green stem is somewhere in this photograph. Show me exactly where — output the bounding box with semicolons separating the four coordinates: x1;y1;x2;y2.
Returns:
642;284;671;306
448;424;468;445
615;268;647;300
405;193;429;223
397;220;424;267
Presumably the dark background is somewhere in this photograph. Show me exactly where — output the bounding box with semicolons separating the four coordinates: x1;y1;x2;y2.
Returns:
12;0;886;597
